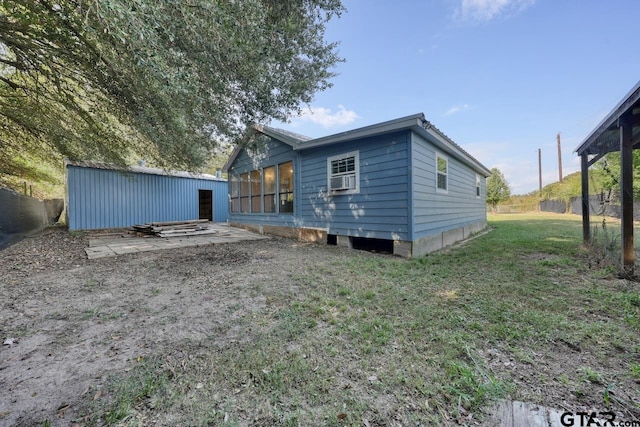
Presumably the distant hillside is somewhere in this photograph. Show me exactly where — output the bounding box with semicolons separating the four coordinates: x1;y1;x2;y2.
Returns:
505;169;610;208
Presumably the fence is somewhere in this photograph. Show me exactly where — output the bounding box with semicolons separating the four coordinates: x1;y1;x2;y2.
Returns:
537;195;638;220
0;187;64;248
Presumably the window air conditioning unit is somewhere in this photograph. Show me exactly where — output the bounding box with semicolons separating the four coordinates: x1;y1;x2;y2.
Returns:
330;174;357;191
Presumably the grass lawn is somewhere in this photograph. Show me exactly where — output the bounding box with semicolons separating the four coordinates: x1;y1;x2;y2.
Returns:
80;213;640;426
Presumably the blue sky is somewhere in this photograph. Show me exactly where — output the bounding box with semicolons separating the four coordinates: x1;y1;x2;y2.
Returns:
273;0;640;194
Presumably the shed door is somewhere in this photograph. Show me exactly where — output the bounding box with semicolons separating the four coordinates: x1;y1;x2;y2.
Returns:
198;190;213;221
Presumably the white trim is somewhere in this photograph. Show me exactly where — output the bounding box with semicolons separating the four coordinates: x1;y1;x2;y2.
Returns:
436;151;448;193
327;150;360;195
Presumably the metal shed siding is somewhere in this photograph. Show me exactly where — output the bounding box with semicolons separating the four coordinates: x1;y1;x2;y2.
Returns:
67;165;228;230
226;137;300;228
410;132;486;241
298;131;411;240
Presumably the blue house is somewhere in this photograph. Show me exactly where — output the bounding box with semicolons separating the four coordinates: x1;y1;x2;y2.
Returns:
66;161;228;230
223;113;491;257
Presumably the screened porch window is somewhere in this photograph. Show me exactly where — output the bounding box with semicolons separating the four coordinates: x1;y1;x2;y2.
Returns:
230;175;239;213
250;170;262;213
278;161;293;214
263;166;276;213
240;173;249;213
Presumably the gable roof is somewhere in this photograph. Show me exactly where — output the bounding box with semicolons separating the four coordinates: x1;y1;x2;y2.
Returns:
223;113;491;176
575;80;640;157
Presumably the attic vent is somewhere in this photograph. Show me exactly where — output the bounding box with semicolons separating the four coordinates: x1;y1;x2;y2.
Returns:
330;174;357;191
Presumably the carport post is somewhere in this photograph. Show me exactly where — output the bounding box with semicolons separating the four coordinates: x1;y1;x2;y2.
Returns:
619;117;634;273
580;153;590;244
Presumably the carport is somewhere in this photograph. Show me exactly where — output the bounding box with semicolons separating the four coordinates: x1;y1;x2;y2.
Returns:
575;80;640;273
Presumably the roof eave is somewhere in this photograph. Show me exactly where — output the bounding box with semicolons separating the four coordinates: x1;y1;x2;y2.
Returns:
575;80;640;156
296;113;426;150
414;125;492;177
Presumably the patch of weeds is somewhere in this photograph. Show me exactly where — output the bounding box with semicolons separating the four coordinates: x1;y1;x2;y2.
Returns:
443;357;508;415
84;357;171;426
580;367;604;385
629;363;640;381
69;230;85;238
82;308;100;320
603;383;616;406
83;278;99;289
149;287;162;296
38;420;52;427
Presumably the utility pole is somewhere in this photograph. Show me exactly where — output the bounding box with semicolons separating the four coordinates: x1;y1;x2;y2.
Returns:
557;132;563;183
538;148;542;192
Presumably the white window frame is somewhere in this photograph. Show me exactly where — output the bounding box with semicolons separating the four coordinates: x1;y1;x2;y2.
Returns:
327;150;360;195
436;152;448;193
476;174;481;198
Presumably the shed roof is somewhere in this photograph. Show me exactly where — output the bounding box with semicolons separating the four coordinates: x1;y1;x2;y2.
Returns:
575;80;640;156
224;113;491;176
65;160;226;181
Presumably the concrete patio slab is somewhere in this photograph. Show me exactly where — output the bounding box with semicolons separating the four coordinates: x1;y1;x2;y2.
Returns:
85;223;269;259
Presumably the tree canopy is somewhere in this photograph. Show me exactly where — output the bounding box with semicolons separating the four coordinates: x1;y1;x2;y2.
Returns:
486;167;511;208
594;151;640;200
0;0;344;185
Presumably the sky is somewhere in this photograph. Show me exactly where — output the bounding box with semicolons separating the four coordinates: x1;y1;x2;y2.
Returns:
272;0;640;195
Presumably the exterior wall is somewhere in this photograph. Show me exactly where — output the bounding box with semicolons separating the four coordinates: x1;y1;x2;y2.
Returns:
225;128;488;257
298;131;411;241
226;136;300;228
410;131;487;242
67;166;228;230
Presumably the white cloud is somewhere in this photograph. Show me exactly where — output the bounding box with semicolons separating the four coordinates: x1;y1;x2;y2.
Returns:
455;0;535;22
444;104;471;116
297;105;359;128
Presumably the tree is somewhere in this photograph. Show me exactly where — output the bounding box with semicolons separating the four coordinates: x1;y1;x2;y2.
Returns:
0;0;344;183
594;151;640;200
486;167;511;209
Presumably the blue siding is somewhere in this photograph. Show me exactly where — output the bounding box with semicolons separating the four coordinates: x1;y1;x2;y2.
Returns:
226;136;300;228
67;166;228;230
410;132;486;240
299;131;410;240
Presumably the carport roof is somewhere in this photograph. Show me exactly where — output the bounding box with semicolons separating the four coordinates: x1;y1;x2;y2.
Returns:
575;80;640;157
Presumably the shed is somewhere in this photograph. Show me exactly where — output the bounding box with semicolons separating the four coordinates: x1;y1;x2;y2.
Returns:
223;113;491;257
575;80;640;273
66;161;228;230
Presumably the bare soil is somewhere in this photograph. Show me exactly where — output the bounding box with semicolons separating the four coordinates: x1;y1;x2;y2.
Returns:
1;226;638;426
0;226;332;426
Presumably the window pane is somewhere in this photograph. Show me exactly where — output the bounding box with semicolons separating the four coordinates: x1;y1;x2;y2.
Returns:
264;166;276;213
331;156;355;175
264;194;276;213
437;173;447;190
230;175;239;197
278;161;293;214
437;156;447;173
264;166;276;193
240;173;249;213
251;170;261;213
278;162;293;192
230;175;239;213
240;173;249;197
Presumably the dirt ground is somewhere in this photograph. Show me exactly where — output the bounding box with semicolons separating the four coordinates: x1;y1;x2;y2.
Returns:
0;226;330;426
1;226;638;426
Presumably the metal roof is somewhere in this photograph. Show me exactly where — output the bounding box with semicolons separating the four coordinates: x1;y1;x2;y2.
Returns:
224;113;491;177
575;80;640;156
65;160;226;181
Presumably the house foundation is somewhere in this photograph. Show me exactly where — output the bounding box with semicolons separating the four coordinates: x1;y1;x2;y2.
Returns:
230;220;487;258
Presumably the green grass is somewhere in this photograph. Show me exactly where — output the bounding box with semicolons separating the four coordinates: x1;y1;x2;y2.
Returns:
80;213;640;425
